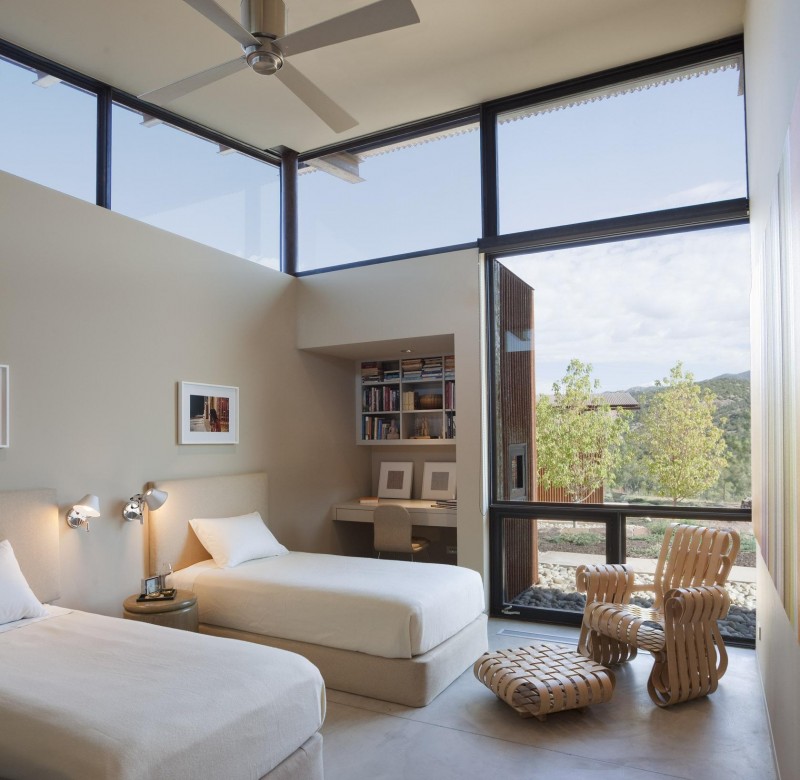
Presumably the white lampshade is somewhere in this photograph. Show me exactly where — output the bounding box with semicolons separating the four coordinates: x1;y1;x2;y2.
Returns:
143;488;168;511
74;494;100;518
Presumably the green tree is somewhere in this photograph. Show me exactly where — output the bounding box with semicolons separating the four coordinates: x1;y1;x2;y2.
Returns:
536;359;629;503
638;362;727;505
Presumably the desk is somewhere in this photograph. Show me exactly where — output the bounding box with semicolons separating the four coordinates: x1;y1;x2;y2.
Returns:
333;499;456;528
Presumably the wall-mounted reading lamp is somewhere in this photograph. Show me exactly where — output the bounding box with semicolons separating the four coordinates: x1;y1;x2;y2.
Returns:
66;494;101;532
123;488;168;524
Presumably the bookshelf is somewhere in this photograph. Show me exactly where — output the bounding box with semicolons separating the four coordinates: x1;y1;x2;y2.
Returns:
358;354;456;445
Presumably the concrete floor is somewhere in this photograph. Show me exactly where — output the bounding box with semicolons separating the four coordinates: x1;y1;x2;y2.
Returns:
321;618;777;780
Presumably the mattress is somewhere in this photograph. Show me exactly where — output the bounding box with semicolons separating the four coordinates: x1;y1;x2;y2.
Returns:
0;608;325;780
171;552;486;659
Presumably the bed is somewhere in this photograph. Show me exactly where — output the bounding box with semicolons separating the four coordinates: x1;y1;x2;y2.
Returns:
0;488;325;780
150;472;488;707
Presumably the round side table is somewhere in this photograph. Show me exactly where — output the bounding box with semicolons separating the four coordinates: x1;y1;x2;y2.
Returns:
123;589;199;632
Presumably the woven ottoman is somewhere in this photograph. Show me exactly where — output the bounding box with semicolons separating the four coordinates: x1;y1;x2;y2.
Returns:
474;642;615;720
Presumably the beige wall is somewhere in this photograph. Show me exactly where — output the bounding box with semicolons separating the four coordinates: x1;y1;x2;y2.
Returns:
745;0;800;777
297;250;488;586
0;171;366;616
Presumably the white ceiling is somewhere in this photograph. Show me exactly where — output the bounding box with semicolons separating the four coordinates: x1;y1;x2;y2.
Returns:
0;0;744;154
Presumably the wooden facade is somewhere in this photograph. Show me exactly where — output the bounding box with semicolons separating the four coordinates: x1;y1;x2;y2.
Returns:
494;264;538;598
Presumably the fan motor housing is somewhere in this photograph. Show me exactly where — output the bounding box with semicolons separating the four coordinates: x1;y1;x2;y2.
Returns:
241;0;286;39
245;41;283;75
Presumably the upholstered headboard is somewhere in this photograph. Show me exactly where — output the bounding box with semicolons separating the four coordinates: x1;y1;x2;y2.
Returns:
148;473;269;573
0;488;61;603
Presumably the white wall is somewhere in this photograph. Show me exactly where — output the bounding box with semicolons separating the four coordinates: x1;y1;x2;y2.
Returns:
744;0;800;777
297;250;488;585
0;171;366;616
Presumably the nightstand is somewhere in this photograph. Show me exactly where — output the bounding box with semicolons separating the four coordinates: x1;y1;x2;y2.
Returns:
122;590;199;632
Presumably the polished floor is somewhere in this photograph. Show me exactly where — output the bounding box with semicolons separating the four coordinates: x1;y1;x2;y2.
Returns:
321;618;777;780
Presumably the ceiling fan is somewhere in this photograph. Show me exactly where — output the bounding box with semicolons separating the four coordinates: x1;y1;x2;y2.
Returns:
139;0;420;133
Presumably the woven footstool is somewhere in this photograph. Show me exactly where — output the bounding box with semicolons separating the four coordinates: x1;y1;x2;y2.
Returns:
474;642;615;720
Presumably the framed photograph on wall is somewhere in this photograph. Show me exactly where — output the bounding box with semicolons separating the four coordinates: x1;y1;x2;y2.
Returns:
0;365;8;448
179;381;239;444
421;462;457;500
377;461;413;499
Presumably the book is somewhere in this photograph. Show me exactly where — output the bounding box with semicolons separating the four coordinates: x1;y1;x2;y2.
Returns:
359;496;380;505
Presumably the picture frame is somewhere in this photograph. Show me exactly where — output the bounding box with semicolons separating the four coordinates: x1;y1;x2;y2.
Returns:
377;461;414;499
0;365;8;448
421;461;457;500
140;575;160;596
179;381;239;445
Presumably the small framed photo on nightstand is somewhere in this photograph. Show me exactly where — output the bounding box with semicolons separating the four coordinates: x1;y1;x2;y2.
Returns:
141;576;160;597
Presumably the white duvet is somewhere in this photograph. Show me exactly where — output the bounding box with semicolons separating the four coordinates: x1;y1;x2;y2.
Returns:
171;552;486;659
0;608;325;780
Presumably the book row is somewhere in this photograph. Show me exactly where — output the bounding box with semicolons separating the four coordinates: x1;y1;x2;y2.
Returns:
362;385;400;412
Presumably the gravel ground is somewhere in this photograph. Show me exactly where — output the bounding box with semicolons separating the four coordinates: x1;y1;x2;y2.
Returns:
512;562;756;640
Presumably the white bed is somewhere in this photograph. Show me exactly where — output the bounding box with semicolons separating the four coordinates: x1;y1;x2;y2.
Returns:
150;473;489;707
0;488;325;780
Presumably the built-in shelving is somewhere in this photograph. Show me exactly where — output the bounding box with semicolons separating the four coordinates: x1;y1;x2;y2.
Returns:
358;355;455;445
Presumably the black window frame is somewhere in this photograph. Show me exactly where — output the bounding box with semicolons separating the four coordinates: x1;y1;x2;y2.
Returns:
480;35;753;645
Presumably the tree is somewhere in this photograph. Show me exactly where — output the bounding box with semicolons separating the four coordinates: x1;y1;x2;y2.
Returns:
638;362;727;505
536;359;629;503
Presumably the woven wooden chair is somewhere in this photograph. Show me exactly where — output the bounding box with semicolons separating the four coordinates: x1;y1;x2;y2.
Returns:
575;522;740;707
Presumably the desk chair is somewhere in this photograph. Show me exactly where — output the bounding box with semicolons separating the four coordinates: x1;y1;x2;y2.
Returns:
373;504;430;561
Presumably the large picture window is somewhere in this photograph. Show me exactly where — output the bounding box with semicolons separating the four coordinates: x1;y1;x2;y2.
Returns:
487;45;753;643
495;225;751;509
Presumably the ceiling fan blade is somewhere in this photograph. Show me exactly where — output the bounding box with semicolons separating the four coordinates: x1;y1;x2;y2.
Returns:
277;0;419;58
139;57;248;106
276;61;357;133
182;0;261;48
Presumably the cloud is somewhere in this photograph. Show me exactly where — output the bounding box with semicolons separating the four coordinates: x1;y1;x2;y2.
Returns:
500;225;750;390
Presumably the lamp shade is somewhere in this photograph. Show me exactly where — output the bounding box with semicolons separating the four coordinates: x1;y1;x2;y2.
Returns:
74;494;100;518
142;488;168;511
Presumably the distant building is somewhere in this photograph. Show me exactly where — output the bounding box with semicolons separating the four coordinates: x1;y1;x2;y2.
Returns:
591;391;640;411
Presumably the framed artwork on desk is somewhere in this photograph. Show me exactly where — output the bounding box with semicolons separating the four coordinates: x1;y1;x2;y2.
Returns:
421;462;457;500
377;461;413;499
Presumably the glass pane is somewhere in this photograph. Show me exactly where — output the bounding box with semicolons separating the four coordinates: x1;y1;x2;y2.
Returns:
503;515;605;616
498;224;751;508
111;104;280;269
498;56;747;234
501;514;755;642
624;517;755;642
0;56;96;202
298;122;480;271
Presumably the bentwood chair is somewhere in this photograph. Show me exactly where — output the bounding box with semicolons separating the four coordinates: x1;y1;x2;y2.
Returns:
373;504;430;561
576;522;740;707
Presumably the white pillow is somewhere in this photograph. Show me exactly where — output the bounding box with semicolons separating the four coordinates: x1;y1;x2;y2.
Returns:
0;539;48;625
189;511;288;568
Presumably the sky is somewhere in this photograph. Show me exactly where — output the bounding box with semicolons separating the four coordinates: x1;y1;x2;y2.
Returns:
499;223;751;392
